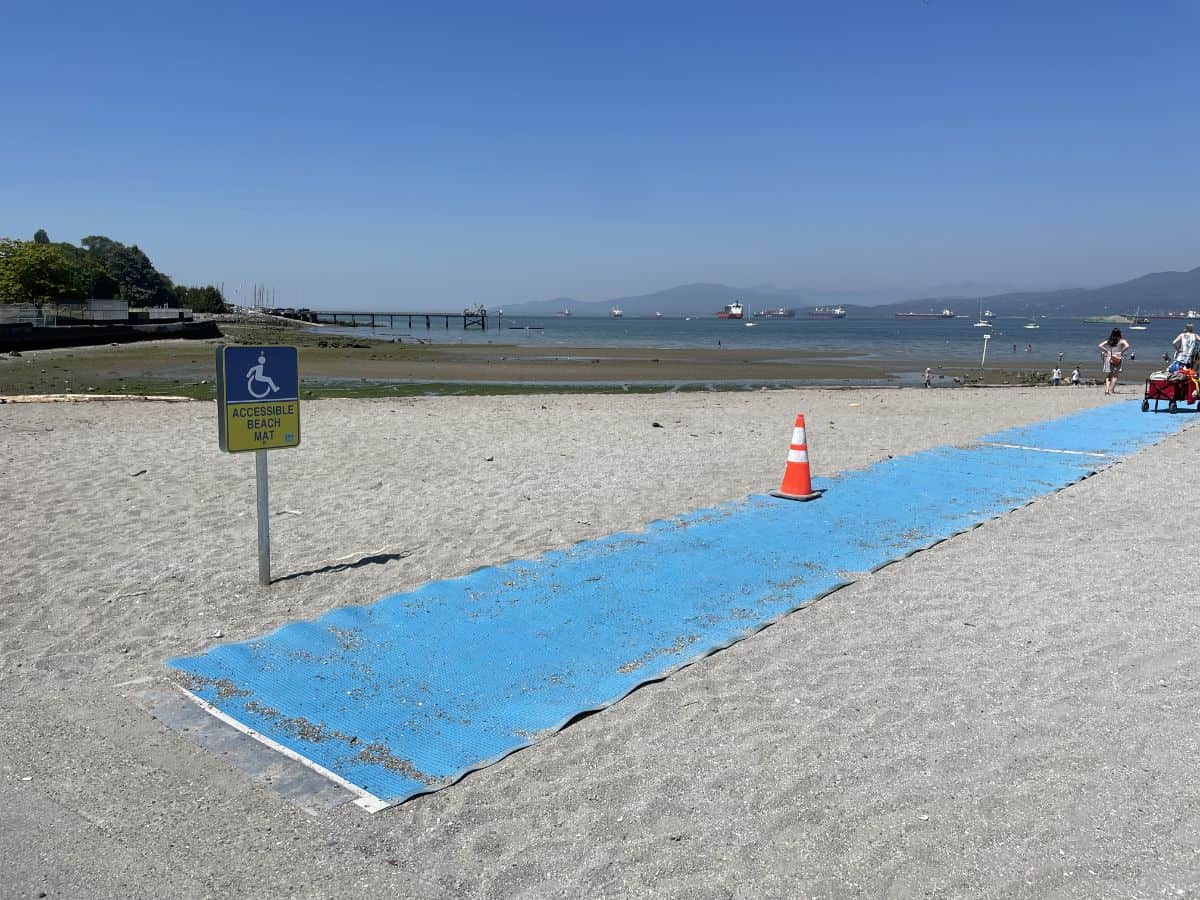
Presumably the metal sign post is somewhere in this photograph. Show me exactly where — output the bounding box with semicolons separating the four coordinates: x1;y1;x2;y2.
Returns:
981;333;991;367
255;449;271;585
215;344;301;586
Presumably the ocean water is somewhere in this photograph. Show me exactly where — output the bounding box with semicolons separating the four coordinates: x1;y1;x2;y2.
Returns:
316;314;1178;369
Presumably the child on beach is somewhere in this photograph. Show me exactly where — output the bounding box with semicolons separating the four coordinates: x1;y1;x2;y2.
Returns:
1070;367;1080;385
923;367;932;388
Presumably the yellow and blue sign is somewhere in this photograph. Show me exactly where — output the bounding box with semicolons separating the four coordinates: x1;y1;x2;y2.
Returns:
216;345;301;453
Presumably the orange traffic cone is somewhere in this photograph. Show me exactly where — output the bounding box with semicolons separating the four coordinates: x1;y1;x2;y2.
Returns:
770;413;822;501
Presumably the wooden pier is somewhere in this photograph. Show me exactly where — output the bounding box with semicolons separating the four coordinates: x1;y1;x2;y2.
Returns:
308;310;495;330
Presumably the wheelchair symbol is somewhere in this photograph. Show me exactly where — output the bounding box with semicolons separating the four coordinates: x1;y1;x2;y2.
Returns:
245;354;280;399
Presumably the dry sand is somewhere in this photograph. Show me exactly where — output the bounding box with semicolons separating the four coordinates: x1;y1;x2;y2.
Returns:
2;387;1197;898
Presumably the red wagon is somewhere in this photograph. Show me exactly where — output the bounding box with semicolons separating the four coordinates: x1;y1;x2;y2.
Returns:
1142;375;1198;413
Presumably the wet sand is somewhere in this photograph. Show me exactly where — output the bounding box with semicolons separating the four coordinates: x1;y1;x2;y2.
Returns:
0;317;1149;397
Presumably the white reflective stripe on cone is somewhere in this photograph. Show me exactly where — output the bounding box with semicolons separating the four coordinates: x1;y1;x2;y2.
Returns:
791;427;807;445
787;449;809;463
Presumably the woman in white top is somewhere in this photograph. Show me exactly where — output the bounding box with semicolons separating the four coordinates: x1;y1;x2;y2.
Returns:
1097;328;1131;395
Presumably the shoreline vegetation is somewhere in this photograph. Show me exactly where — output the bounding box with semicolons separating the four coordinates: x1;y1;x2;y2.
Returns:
0;313;1084;399
0;314;1070;398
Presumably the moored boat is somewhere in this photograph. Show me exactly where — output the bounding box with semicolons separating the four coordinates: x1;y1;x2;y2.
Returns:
610;307;623;318
807;306;845;318
716;301;744;320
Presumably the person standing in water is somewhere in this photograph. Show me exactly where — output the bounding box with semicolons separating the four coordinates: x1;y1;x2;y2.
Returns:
1097;329;1131;395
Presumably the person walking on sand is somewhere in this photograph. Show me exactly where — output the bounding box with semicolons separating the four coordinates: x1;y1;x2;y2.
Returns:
923;367;932;388
1051;366;1062;386
1098;328;1131;395
1071;366;1080;386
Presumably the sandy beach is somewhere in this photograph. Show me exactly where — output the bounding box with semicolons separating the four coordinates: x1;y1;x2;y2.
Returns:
2;387;1198;898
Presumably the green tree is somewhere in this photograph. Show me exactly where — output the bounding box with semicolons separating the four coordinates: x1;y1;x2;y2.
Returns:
49;242;119;299
0;239;91;303
0;240;22;302
175;284;228;313
32;229;50;244
81;235;175;305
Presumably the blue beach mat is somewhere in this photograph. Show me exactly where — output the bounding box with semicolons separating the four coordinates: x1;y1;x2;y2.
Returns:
168;402;1190;809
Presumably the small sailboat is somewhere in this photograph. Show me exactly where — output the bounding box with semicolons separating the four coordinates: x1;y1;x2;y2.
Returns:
1129;307;1148;331
972;303;992;327
1023;321;1040;329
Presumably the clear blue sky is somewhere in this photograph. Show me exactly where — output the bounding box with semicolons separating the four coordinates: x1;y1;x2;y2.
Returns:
2;1;1197;308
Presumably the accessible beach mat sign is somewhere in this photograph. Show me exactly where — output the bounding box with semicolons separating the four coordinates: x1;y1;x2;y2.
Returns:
215;345;301;453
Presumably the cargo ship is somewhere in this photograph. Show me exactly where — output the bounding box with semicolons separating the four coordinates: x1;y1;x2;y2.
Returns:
754;307;796;318
1083;313;1150;325
895;309;955;319
716;301;744;320
807;305;846;319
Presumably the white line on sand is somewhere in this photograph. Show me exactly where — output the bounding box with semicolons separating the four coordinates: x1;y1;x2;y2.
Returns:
173;685;391;814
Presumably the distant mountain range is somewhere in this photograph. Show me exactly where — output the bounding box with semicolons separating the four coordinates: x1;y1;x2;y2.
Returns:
502;266;1200;318
893;266;1200;318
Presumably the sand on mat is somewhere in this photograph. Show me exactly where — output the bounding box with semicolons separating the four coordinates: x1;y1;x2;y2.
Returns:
2;386;1197;898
